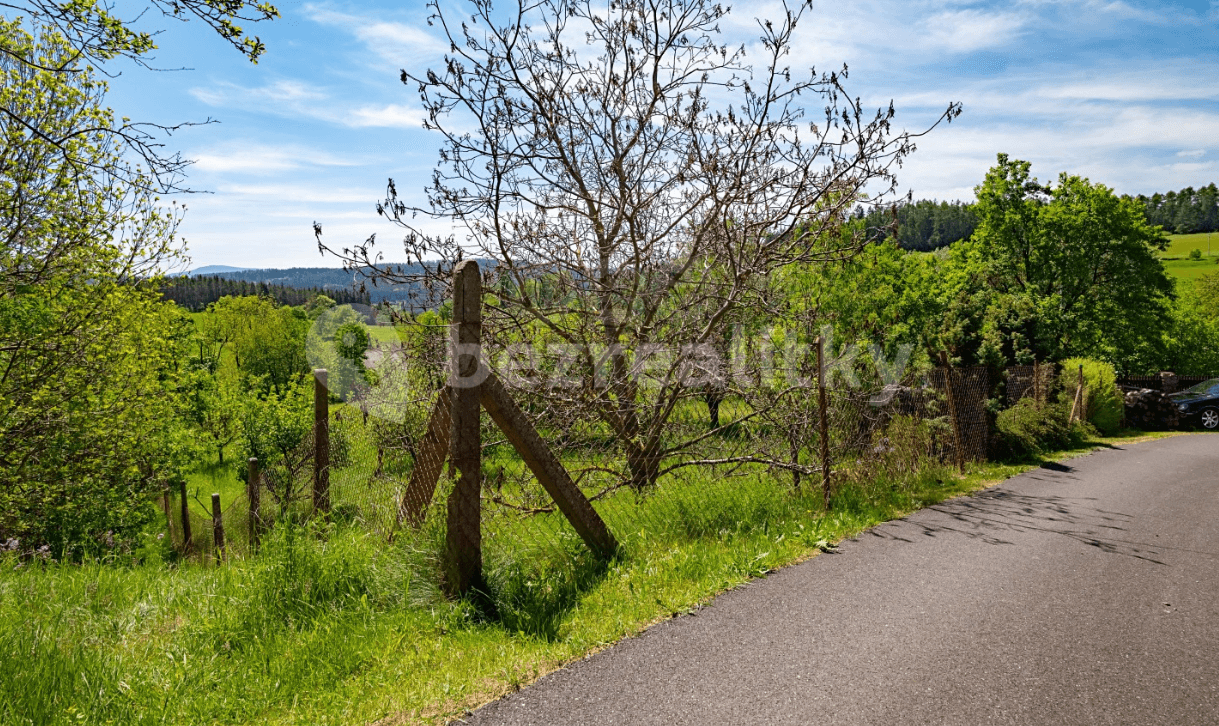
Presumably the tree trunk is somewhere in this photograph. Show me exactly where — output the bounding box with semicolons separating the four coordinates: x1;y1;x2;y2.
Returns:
705;387;722;429
626;442;661;491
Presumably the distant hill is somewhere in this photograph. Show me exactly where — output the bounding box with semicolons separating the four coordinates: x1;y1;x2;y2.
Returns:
197;265;436;307
161;275;369;311
189;264;250;276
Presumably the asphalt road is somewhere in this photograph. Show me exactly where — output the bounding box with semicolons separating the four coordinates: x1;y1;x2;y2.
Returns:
463;434;1219;725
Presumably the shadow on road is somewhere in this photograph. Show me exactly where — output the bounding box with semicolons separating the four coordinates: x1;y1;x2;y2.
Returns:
864;480;1172;565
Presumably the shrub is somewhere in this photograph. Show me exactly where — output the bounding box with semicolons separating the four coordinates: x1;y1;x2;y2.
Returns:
1059;358;1124;434
1190;248;1203;260
994;398;1082;460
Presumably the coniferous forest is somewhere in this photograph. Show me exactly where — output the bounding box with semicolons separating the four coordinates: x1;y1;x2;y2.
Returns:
159;274;370;311
1135;184;1219;234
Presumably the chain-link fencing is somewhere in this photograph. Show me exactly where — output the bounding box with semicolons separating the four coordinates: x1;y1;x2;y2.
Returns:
170;308;1073;599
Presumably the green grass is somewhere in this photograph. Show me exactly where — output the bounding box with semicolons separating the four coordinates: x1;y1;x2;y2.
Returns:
1161;233;1219;287
1163;231;1219;259
1163;256;1219;285
367;325;404;345
2;429;1195;725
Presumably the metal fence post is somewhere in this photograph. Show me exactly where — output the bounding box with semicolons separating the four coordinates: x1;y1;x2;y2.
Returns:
816;336;831;509
446;260;483;596
313;368;331;514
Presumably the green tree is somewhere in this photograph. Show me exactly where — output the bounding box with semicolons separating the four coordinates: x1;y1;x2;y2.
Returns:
5;1;278;192
206;295;308;389
0;22;196;554
961;154;1173;369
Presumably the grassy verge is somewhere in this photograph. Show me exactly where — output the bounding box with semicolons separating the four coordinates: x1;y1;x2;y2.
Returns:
0;430;1192;725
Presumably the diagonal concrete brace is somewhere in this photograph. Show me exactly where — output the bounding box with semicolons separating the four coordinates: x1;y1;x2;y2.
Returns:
479;372;618;558
396;385;453;528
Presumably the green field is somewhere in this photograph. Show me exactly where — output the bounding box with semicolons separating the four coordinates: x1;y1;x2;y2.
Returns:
1163;231;1219;259
1161;233;1219;286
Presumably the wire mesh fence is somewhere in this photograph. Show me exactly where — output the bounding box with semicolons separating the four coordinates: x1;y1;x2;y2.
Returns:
166;267;1092;592
168;355;1017;586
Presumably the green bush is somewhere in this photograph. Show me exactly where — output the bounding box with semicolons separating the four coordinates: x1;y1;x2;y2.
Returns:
1059;358;1124;434
994;399;1082;460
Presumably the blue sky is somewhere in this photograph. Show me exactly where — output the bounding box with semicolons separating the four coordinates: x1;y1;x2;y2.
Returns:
102;0;1219;269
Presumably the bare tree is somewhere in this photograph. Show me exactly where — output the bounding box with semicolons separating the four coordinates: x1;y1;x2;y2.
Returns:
318;0;959;490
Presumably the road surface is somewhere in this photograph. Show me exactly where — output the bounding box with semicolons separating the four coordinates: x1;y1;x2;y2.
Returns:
463;434;1219;725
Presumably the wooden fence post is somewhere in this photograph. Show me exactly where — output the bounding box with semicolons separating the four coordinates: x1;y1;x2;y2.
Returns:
1070;364;1085;425
1032;356;1041;408
446;260;483;596
211;493;225;563
940;353;966;473
247;457;261;551
161;487;175;543
313;368;331;514
179;479;192;552
816;336;831;510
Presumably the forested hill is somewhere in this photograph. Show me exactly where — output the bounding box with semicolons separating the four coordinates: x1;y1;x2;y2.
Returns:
161;275;370;311
854;200;978;251
1134;183;1219;234
196;266;432;306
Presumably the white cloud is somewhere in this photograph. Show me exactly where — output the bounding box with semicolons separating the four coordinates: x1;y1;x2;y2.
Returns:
305;5;447;67
920;9;1029;53
344;104;426;129
190;79;326;107
192;142;360;173
190;80;426;129
1177;149;1207;158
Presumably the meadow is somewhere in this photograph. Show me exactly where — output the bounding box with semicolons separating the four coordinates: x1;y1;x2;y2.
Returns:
1;428;1175;725
1162;232;1219;286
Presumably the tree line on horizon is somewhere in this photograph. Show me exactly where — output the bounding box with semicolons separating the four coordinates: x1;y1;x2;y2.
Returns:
1134;183;1219;235
852;183;1217;253
159;275;370;311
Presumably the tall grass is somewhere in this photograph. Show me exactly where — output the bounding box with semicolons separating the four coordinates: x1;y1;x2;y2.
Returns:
0;431;1134;725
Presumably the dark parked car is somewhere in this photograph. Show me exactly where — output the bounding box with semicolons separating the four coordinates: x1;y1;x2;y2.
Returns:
1170;379;1219;430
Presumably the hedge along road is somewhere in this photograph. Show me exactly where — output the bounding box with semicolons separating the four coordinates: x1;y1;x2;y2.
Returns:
463;434;1219;725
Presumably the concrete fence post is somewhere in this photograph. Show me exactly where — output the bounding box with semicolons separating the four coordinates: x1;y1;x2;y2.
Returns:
445;260;483;596
816;336;831;509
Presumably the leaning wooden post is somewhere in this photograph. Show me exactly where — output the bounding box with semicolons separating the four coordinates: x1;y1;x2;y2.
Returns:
247;457;261;551
313;368;331;514
178;479;192;552
211;493;225;563
816;336;831;510
445;260;484;597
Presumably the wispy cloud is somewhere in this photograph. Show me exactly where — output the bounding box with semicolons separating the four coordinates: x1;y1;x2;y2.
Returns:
192;142;360;174
920;9;1029;53
190;80;426;129
305;5;447;67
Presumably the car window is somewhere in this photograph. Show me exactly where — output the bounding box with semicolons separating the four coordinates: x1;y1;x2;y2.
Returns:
1185;378;1219;395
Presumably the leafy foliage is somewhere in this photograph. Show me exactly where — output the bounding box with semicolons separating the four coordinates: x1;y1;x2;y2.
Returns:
1059;358;1123;435
1135;183;1219;234
938;154;1174;369
993;399;1083;460
0;22;195;555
